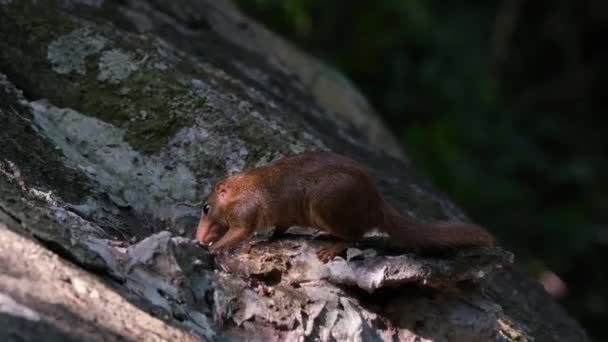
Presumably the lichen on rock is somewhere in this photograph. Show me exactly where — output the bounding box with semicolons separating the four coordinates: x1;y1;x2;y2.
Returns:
47;28;106;75
28;100;198;218
97;49;140;84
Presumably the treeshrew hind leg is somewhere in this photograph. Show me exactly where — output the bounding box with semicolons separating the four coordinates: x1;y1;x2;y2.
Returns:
317;241;351;263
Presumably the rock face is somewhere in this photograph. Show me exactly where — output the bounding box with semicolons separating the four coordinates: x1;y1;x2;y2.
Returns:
0;1;588;341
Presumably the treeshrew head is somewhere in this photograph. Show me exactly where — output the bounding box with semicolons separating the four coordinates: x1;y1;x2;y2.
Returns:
195;181;229;245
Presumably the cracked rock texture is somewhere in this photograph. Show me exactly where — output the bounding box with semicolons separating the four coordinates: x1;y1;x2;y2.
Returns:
0;0;589;341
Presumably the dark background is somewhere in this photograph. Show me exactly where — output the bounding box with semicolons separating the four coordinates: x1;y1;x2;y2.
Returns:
236;0;607;340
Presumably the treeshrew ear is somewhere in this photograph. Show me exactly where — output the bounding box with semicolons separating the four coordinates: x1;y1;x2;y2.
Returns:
217;185;228;202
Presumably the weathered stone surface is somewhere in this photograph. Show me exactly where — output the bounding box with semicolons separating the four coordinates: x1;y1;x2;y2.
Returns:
0;0;589;341
0;220;199;342
214;234;512;292
155;0;406;160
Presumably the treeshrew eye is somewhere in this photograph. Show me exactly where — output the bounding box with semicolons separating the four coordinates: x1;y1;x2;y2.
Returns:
203;203;210;215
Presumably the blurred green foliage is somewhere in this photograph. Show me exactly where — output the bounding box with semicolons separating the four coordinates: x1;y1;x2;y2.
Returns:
238;0;608;338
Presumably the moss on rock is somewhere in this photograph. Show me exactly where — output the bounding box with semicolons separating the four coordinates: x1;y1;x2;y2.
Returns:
0;1;204;154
